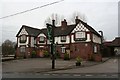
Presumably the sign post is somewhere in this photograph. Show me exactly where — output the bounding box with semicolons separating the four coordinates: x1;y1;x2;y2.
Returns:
46;20;55;69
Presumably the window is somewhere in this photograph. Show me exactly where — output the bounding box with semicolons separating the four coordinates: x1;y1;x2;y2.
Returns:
20;46;25;53
61;36;66;42
20;35;26;43
61;47;66;53
75;31;86;41
94;45;97;53
39;36;45;43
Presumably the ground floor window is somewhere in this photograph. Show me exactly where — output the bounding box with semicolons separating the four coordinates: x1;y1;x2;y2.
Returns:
20;46;25;53
61;47;66;53
94;45;97;53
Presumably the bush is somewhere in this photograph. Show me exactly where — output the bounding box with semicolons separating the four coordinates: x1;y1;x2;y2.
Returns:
76;56;82;63
64;53;70;60
76;56;82;66
43;50;49;57
31;51;36;58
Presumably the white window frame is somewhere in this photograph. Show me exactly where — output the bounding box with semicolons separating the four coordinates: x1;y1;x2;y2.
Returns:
20;35;26;41
75;31;86;39
39;36;45;42
61;47;66;53
61;36;66;42
94;45;97;53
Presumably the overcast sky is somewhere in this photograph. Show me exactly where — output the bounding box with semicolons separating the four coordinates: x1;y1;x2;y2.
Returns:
0;0;119;44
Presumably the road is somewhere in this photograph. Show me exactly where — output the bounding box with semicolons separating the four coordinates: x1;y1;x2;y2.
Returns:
2;58;119;78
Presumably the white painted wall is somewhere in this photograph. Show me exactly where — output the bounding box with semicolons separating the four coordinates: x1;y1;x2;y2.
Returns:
38;33;46;37
18;27;29;47
18;37;29;47
86;34;91;42
92;34;101;44
54;36;70;44
72;22;89;33
71;35;75;43
31;37;34;47
18;28;28;36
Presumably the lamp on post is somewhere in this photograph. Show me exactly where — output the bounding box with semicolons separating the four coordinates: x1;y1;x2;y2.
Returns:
98;30;103;44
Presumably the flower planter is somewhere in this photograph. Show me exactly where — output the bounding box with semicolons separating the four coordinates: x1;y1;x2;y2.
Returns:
76;62;81;66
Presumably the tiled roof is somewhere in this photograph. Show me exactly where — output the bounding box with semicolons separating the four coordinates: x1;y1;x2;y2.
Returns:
104;37;120;47
16;25;41;37
16;19;101;37
103;41;112;46
111;37;120;47
54;24;76;36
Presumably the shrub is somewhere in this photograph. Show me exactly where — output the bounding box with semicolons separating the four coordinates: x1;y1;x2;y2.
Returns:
31;51;36;58
64;53;70;60
76;56;82;66
76;56;82;63
43;50;49;57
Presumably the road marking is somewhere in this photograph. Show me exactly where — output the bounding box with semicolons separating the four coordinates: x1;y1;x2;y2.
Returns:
44;74;50;76
62;74;69;76
85;75;93;77
101;74;107;77
52;74;58;76
73;74;81;76
111;74;118;77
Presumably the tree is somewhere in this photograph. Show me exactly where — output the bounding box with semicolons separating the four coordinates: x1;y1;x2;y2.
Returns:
69;11;87;23
44;13;61;26
2;39;16;56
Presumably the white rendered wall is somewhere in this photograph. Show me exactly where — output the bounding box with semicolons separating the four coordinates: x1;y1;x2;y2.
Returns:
54;36;70;44
18;37;29;47
92;34;101;44
31;37;34;47
18;28;29;47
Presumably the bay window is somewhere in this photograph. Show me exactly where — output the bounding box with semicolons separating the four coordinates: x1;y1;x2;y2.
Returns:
74;31;86;41
20;35;26;43
39;36;45;43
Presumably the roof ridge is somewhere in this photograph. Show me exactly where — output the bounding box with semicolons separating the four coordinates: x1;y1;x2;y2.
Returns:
22;25;41;30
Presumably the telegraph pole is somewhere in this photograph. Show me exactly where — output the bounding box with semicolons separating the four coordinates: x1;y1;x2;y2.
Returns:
46;20;55;69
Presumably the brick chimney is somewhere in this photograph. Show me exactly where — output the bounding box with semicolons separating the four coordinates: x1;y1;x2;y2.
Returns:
75;16;80;24
61;19;67;30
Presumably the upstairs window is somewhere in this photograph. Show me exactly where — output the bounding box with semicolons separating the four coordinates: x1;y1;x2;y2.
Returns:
39;36;45;43
61;36;66;42
20;35;26;43
74;31;86;41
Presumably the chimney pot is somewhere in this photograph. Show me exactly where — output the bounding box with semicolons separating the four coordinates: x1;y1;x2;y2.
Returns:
75;16;80;24
61;19;67;30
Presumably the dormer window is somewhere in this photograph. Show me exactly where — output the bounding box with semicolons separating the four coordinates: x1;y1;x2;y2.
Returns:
20;35;26;43
74;31;86;41
39;36;45;43
61;36;66;42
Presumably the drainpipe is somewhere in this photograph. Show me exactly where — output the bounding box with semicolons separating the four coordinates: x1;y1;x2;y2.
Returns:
99;31;104;55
